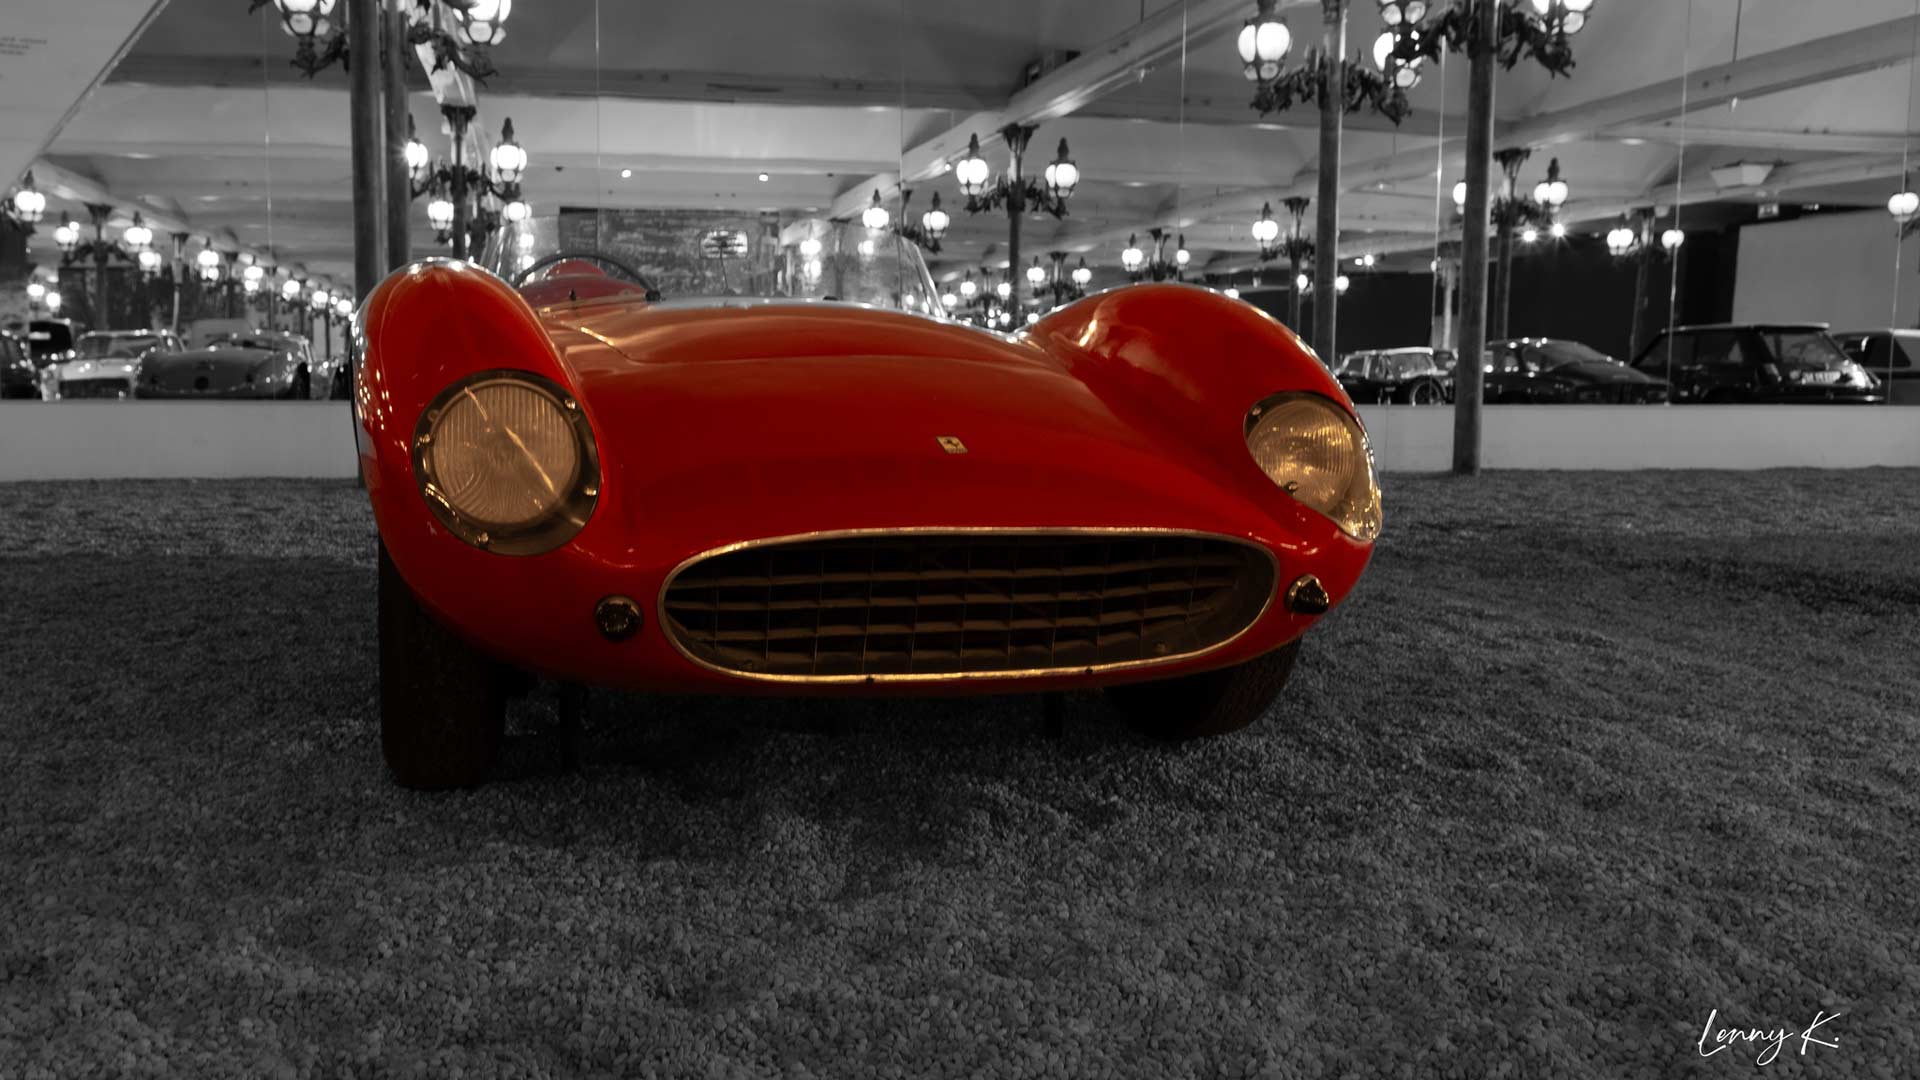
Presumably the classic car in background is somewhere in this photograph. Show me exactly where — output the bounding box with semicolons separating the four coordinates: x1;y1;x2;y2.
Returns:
360;213;1380;787
1632;323;1881;403
1483;338;1669;403
53;330;186;400
1331;347;1452;405
185;317;261;349
137;330;316;399
1833;329;1919;405
6;318;83;368
1;329;36;399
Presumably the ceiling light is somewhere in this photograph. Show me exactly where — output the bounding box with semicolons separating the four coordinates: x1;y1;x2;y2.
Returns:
757;172;770;183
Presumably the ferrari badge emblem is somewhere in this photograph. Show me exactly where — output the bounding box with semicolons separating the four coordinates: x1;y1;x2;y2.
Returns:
936;436;968;454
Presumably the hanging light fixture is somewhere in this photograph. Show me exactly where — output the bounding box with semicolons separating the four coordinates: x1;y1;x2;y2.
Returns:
1042;139;1078;201
1532;158;1569;209
1071;258;1093;288
281;277;303;301
335;297;354;318
45;291;62;313
404;117;431;183
861;189;891;231
272;0;338;40
1888;188;1920;222
995;276;1013;300
460;0;512;46
310;287;331;311
8;172;46;226
136;249;164;277
1237;0;1292;81
121;214;153;252
1529;0;1594;36
955;135;992;199
1251;202;1282;258
1606;221;1637;256
1175;235;1191;269
1550;221;1568;238
1452;180;1468;210
26;279;46;302
1295;272;1311;292
427;189;456;235
489;118;527;184
503;198;531;224
52;220;81;256
921;193;950;240
1660;228;1685;252
958;271;978;299
1120;234;1147;275
1026;257;1047;289
1335;274;1352;294
1520;227;1539;243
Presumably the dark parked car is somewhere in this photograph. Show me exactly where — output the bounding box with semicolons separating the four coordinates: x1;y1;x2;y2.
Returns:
6;318;83;368
1833;329;1919;404
1631;323;1881;403
1;329;37;399
1332;347;1452;405
137;330;316;399
1483;338;1669;403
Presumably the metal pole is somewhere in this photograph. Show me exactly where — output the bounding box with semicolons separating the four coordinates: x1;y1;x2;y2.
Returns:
1312;0;1345;365
349;0;386;302
1002;124;1034;324
1288;251;1303;330
1630;216;1652;359
1493;222;1513;340
89;205;112;328
445;105;475;261
383;0;412;272
1452;0;1496;476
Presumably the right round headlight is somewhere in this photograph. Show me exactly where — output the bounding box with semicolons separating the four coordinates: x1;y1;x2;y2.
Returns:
413;370;600;555
1245;392;1381;542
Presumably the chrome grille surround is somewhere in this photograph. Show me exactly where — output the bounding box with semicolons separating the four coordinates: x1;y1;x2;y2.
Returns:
658;529;1277;682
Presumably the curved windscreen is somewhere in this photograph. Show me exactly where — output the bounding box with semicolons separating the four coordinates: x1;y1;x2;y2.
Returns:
479;209;943;317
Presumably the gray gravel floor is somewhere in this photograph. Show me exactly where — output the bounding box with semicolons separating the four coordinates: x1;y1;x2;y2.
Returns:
1;472;1917;1078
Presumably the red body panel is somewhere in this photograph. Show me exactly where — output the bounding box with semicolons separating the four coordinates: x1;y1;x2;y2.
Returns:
356;261;1375;695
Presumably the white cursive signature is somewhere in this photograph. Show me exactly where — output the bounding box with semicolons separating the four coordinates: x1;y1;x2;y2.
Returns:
1696;1009;1841;1065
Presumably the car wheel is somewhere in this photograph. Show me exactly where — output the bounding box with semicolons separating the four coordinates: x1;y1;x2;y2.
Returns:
379;544;505;788
1401;378;1444;406
1105;639;1301;740
288;368;311;400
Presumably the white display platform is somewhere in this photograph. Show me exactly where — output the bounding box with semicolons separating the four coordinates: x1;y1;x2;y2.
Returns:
0;402;1915;482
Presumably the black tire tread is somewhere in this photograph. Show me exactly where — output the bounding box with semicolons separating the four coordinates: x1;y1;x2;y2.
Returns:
1105;640;1301;740
379;545;505;788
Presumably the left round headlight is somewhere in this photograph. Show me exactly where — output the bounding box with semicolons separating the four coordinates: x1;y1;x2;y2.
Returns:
413;370;600;555
1245;392;1381;542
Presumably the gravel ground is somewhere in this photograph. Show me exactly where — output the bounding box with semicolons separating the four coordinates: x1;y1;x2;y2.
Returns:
1;472;1917;1078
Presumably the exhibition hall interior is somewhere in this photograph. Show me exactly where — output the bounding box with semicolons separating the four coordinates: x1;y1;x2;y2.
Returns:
2;0;1916;1074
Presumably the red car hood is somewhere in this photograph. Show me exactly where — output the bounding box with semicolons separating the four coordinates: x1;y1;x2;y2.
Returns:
539;299;1273;552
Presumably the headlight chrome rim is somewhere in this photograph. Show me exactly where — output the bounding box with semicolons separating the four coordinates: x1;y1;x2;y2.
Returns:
1244;391;1381;542
412;368;601;556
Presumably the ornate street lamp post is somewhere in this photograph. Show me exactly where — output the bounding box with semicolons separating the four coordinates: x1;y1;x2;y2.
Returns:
953;130;1077;321
409;109;527;258
1254;197;1315;331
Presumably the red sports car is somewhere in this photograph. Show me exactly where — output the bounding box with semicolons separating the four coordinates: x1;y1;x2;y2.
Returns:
356;214;1380;787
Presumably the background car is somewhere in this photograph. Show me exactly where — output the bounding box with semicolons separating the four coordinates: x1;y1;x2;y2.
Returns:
53;330;186;400
185;317;260;349
1483;338;1669;403
0;329;36;400
1332;347;1452;405
137;330;316;399
6;318;82;367
1632;323;1881;403
1833;328;1920;405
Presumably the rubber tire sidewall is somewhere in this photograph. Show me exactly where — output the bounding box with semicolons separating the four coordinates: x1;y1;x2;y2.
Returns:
379;543;505;788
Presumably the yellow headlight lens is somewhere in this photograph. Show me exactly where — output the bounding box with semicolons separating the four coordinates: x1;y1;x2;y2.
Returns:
415;371;600;554
1246;393;1381;541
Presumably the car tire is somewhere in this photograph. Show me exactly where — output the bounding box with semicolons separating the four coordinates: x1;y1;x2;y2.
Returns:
379;544;505;788
1105;639;1301;740
1400;378;1444;406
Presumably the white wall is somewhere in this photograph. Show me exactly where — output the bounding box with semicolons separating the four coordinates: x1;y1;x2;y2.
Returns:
0;402;359;481
1733;210;1920;331
1;402;1916;483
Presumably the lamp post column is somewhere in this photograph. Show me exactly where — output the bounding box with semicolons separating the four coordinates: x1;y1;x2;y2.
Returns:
1629;211;1653;358
1311;0;1346;365
444;105;477;261
349;0;386;301
1452;0;1496;475
87;204;112;328
383;0;412;272
1002;124;1035;324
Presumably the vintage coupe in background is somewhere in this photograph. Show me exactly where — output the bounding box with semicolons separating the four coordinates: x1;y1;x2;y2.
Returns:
1332;347;1453;405
138;330;317;399
1482;338;1669;403
54;330;185;400
358;214;1380;787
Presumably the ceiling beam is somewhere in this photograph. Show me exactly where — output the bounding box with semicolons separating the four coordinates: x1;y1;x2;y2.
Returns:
1602;123;1917;156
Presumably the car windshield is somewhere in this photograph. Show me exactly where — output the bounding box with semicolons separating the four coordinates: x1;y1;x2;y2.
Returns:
1378;353;1436;379
206;334;283;351
1530;340;1615;370
77;335;155;359
1766;331;1851;372
480;209;943;316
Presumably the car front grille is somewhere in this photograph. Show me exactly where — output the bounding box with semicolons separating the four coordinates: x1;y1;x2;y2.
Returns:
60;379;130;400
660;532;1275;680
